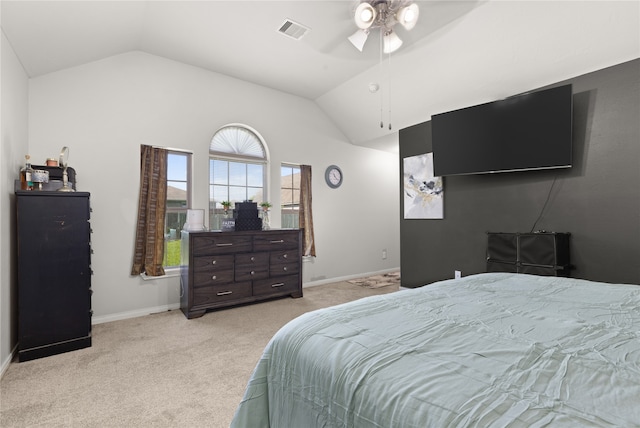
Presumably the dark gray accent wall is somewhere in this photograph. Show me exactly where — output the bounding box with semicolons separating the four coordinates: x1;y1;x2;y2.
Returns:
399;59;640;287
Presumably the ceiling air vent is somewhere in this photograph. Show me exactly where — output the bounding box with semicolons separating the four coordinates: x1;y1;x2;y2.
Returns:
278;19;310;40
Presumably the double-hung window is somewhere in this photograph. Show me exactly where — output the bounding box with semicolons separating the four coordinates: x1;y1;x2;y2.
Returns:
164;150;192;268
281;164;300;228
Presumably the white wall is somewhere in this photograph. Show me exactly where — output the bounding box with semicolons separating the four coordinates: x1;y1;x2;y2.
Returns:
1;32;30;373
27;51;400;322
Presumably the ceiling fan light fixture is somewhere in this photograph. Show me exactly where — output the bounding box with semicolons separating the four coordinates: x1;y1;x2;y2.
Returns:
354;2;376;29
348;29;370;52
397;3;419;31
383;30;403;54
347;0;418;129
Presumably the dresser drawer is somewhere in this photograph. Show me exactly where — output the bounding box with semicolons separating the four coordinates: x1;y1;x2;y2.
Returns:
253;232;299;252
253;274;300;296
194;270;234;287
192;282;252;307
270;250;298;264
269;261;300;276
235;252;269;282
235;252;269;266
192;235;252;255
192;254;234;272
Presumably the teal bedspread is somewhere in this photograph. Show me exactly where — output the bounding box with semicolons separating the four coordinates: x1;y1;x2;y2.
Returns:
231;273;640;427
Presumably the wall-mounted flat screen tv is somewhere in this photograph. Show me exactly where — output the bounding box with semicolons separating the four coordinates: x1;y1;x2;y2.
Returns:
431;84;573;176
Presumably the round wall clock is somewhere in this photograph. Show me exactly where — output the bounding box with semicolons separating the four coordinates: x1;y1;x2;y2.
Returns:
325;165;343;189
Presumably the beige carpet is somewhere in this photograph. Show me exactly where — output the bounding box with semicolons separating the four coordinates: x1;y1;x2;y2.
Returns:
347;271;401;288
0;280;398;428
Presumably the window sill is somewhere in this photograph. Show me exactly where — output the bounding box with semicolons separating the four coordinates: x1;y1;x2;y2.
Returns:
139;267;181;280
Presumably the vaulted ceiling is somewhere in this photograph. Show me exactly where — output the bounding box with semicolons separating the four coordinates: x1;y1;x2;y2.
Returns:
2;1;639;152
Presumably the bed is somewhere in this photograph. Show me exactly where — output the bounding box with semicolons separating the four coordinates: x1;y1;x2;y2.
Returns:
230;273;640;427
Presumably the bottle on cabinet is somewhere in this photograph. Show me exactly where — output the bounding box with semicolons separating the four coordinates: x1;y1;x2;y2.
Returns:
19;155;34;191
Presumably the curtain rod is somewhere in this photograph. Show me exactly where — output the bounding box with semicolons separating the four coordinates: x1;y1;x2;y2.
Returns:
146;144;193;154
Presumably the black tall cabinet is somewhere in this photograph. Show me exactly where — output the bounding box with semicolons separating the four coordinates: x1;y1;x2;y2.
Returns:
16;191;92;361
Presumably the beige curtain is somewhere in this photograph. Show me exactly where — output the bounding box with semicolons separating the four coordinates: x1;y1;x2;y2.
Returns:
299;165;316;257
131;145;168;276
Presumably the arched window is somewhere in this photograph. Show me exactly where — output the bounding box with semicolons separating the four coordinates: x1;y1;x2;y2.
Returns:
209;124;269;229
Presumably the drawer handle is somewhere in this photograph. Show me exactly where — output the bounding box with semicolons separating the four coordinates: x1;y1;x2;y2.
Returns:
211;275;217;280
217;291;232;296
250;256;255;261
283;267;288;271
250;271;255;275
270;240;285;244
283;254;288;259
216;243;233;247
211;260;217;265
271;283;285;288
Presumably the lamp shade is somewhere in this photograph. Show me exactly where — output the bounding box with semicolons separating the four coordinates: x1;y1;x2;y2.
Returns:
397;3;419;31
348;29;369;52
354;2;376;29
383;30;403;54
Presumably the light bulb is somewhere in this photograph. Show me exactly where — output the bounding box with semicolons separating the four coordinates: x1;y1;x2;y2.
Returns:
397;3;419;31
348;29;369;51
383;31;403;54
354;3;376;29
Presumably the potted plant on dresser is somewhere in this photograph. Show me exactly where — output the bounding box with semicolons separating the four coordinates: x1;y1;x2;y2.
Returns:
260;202;272;230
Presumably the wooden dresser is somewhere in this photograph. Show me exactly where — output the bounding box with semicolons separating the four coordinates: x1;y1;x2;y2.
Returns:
180;229;302;319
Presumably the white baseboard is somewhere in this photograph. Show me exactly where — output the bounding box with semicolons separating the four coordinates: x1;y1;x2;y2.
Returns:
92;303;181;325
303;267;400;288
1;344;18;379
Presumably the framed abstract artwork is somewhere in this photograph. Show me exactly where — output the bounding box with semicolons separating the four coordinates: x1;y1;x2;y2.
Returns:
403;153;444;219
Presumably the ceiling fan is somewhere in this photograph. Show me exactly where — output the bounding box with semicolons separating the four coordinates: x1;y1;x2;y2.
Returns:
348;0;420;54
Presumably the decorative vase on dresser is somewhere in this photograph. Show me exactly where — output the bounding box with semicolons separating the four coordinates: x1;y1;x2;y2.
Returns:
15;191;93;361
180;229;303;319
